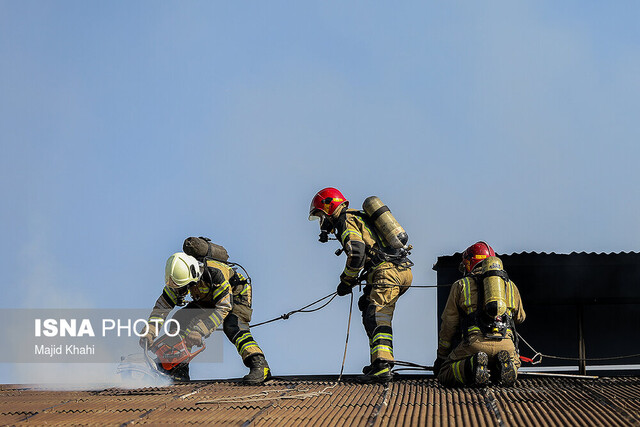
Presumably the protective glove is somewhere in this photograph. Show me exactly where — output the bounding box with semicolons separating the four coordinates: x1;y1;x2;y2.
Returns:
139;331;155;349
358;294;369;312
336;281;353;296
433;357;445;376
184;330;204;347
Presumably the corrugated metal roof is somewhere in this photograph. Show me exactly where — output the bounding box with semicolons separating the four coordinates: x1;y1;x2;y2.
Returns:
433;250;640;270
1;375;638;426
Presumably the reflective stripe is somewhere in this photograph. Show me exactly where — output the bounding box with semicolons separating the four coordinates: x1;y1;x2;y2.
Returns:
453;360;465;384
239;342;259;354
467;326;481;334
371;345;394;355
164;286;178;304
508;281;515;308
240;284;250;295
372;261;387;271
353;216;375;240
234;333;252;350
461;278;473;314
341;229;362;243
342;267;360;277
373;367;390;376
439;338;450;348
212;281;231;300
208;312;222;327
372;333;393;343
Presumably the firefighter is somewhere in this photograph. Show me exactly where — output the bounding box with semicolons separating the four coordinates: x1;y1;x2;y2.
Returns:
434;242;526;387
309;187;413;383
140;238;271;384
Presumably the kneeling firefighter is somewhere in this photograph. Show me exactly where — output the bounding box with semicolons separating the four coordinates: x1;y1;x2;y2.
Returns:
140;237;271;384
434;242;526;387
309;188;413;383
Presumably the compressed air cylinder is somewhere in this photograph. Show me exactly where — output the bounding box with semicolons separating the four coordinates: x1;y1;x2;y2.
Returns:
362;196;408;249
481;256;508;317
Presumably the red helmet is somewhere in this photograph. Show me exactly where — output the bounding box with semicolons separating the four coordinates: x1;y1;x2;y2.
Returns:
308;187;349;220
461;241;495;273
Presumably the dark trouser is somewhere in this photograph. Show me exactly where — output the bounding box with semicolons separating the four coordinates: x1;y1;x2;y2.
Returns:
361;264;412;363
223;303;264;364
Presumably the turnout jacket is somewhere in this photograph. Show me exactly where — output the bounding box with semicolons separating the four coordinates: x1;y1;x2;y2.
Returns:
334;208;383;281
147;259;242;339
437;267;526;359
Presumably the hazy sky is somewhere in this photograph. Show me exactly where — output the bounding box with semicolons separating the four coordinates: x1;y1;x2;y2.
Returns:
1;2;639;384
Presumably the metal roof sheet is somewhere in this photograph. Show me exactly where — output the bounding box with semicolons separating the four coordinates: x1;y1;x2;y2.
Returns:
1;375;638;426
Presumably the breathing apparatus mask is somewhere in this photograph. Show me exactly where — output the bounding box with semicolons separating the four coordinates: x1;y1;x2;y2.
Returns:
309;209;335;243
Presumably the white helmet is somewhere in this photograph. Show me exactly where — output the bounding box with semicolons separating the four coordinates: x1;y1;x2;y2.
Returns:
165;252;202;289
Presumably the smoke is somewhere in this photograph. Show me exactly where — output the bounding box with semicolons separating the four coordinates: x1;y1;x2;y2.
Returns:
11;359;172;391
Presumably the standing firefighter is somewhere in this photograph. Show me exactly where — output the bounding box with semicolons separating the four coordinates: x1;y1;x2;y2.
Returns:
309;188;413;383
140;237;271;384
434;242;526;387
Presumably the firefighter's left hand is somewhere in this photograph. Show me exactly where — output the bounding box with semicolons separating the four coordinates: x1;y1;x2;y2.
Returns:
336;281;353;296
185;330;203;347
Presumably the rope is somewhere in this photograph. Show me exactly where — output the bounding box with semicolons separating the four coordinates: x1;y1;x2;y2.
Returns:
338;292;354;381
197;293;354;405
518;332;640;363
249;292;338;328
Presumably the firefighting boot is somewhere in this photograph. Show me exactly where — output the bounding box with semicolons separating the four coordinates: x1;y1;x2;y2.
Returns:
466;352;489;386
495;350;517;386
243;354;272;384
357;359;393;384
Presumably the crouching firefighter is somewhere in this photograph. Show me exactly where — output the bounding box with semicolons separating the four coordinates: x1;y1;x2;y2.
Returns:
309;188;413;383
434;242;526;387
140;237;271;384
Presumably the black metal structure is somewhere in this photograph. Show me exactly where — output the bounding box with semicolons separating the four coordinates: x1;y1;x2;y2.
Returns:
433;251;640;374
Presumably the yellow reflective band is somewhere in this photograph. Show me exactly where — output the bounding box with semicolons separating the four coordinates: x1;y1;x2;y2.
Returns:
234;333;252;349
212;281;231;300
239;342;259;354
208;313;222;328
439;339;450;348
240;284;250;295
342;267;360;277
462;278;471;308
341;229;362;243
372;261;387;270
370;345;394;355
373;367;390;376
164;286;178;304
508;281;515;307
354;216;375;239
468;326;481;333
453;360;464;384
372;333;393;343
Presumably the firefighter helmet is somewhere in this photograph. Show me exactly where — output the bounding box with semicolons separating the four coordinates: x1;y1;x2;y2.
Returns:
165;252;202;289
461;241;495;273
308;187;349;221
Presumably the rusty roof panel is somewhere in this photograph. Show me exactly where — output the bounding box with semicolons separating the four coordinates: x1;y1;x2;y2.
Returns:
1;376;639;426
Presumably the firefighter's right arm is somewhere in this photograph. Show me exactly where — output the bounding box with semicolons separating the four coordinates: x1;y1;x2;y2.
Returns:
437;281;463;359
336;214;366;286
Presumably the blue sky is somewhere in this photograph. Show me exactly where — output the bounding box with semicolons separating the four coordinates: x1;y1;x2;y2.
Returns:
1;2;639;384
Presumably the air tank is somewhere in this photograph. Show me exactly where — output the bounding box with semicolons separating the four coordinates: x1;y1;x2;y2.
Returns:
362;196;408;249
481;256;507;317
